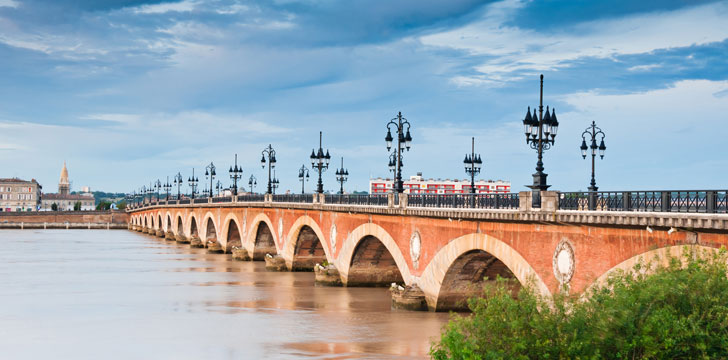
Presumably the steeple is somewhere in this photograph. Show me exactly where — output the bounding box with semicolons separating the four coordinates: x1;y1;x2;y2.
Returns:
59;161;70;195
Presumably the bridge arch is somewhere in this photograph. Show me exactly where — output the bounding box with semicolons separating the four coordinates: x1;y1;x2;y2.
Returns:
246;213;278;260
585;244;720;294
175;213;184;236
165;212;172;233
337;223;411;287
156;214;163;230
143;214;148;229
201;212;219;247
187;213;200;239
419;233;550;311
283;216;331;271
220;213;243;253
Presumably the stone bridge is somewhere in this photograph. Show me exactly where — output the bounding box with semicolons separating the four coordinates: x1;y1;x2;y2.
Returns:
127;192;728;311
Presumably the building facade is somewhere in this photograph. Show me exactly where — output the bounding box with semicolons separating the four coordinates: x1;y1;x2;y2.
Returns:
40;163;95;211
369;173;511;195
0;178;42;212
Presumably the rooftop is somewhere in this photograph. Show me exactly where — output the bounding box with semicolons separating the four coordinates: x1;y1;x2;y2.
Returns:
0;178;39;184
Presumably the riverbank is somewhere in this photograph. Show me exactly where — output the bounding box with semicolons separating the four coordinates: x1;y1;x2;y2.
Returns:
0;210;127;230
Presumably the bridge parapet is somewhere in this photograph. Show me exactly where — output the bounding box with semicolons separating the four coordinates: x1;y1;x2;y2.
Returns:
127;192;728;231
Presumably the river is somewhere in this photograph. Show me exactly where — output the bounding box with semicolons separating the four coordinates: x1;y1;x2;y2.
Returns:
0;230;450;359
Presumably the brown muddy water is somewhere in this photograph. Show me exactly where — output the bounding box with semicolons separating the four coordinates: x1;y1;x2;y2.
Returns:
0;230;450;359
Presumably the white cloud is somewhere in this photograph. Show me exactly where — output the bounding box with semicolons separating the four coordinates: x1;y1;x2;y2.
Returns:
132;0;197;14
421;0;728;85
0;0;18;8
627;64;662;72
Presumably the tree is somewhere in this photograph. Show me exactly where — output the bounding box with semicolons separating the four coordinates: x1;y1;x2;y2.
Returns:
96;201;112;211
73;201;81;211
431;247;728;360
51;203;58;211
117;200;126;210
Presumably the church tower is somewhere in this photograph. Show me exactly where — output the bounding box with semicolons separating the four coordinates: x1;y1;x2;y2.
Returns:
59;161;70;195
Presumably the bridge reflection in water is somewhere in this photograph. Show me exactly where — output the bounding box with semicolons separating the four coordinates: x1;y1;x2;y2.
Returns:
0;230;448;359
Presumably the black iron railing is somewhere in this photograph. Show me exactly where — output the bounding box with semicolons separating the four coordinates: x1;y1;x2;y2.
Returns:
212;196;232;203
193;198;208;204
272;194;313;203
559;190;728;213
407;193;519;209
325;194;389;206
179;199;191;205
237;194;265;202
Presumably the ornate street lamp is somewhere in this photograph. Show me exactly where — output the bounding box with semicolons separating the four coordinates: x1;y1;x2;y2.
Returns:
153;180;161;202
335;157;348;194
173;172;183;200
205;162;216;198
163;176;172;200
215;180;223;197
298;165;310;194
271;170;280;195
201;188;209;198
522;74;559;207
248;174;257;194
385;111;412;193
229;154;243;196
580;120;606;192
580;121;606;210
147;183;154;202
140;186;146;203
188;168;199;199
261;144;276;194
463;137;483;194
310;131;331;194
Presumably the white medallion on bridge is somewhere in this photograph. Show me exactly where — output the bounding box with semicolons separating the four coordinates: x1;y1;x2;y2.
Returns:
410;231;421;270
553;239;575;285
330;224;337;252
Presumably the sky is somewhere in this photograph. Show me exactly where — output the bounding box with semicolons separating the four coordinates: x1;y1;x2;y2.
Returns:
0;0;726;194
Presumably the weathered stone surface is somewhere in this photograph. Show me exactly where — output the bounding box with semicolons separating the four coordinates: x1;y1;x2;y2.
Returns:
264;254;287;271
175;234;189;244
291;226;326;271
155;229;164;237
390;284;428;311
253;223;276;260
189;235;204;248
207;241;224;253
314;263;342;286
231;246;251;261
164;231;175;241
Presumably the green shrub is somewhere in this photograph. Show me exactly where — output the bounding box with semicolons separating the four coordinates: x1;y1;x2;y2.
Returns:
431;247;728;360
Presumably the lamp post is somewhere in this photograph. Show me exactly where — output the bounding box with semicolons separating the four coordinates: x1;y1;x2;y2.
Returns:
205;162;216;198
248;174;257;194
335;157;348;194
463;137;483;194
147;183;154;202
154;179;162;202
580;121;606;210
310;131;331;194
229;154;243;196
188;168;199;199
271;170;279;195
140;186;146;203
163;176;172;200
261;144;276;194
215;180;223;197
385;111;412;193
298;165;310;194
173;172;183;200
522;74;559;207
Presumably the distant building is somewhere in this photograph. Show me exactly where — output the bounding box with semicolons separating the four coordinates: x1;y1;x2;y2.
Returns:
40;162;95;211
0;178;42;212
369;172;511;194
